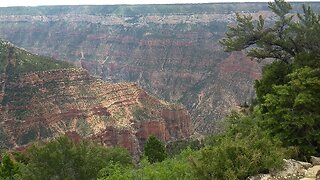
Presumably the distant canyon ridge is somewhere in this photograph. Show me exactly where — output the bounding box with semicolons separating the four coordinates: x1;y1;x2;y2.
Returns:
0;3;318;133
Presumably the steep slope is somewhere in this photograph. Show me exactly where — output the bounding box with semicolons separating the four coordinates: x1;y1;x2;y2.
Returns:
0;40;193;156
0;3;317;133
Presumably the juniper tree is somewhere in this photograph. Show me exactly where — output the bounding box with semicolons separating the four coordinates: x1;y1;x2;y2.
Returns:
144;135;167;163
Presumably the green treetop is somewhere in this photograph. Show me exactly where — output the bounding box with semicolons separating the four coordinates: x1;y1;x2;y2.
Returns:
144;135;168;164
220;0;320;64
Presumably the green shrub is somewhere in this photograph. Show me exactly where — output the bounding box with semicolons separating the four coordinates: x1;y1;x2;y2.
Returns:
194;114;289;180
22;136;133;179
166;139;202;157
135;149;196;180
0;153;18;179
99;148;197;180
261;67;320;159
97;162;134;180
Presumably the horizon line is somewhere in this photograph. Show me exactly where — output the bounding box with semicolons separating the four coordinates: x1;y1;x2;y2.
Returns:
0;0;318;8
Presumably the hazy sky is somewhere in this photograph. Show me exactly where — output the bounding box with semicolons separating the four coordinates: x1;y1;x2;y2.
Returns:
0;0;317;7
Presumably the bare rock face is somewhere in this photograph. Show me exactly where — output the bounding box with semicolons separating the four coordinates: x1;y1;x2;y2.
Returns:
0;41;194;156
0;4;270;134
1;69;193;156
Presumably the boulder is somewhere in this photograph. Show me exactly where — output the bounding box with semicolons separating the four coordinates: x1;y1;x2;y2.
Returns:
311;156;320;166
304;165;320;178
248;159;318;180
272;159;307;178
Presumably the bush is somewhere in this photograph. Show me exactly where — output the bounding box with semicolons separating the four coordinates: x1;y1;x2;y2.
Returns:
166;139;202;157
194;114;290;180
22;136;133;179
99;148;197;180
97;162;134;180
136;149;196;180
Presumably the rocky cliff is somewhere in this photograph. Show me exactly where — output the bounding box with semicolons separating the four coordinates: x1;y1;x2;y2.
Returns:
0;3;318;133
0;40;193;156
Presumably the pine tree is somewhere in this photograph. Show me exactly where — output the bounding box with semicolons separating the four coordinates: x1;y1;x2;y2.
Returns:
221;0;320;158
0;153;17;180
144;135;167;163
220;0;320;64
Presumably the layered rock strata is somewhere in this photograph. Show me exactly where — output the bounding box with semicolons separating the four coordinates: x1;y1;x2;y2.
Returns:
0;5;275;133
1;68;193;156
0;41;193;156
3;3;316;133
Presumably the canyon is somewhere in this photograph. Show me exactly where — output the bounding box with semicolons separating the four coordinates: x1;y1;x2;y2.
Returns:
0;40;193;156
0;3;318;134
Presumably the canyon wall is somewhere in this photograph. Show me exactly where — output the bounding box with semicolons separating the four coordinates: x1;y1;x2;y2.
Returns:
0;3;318;133
0;41;193;156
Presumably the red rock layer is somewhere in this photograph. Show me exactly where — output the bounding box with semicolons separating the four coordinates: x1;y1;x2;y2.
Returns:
0;68;193;156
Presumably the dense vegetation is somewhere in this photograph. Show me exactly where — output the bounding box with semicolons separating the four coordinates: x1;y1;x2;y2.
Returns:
221;0;320;159
0;136;133;179
0;0;319;179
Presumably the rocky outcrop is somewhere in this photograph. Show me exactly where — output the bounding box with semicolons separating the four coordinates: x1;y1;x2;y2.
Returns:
0;41;194;156
0;68;193;156
249;158;320;180
92;108;193;157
